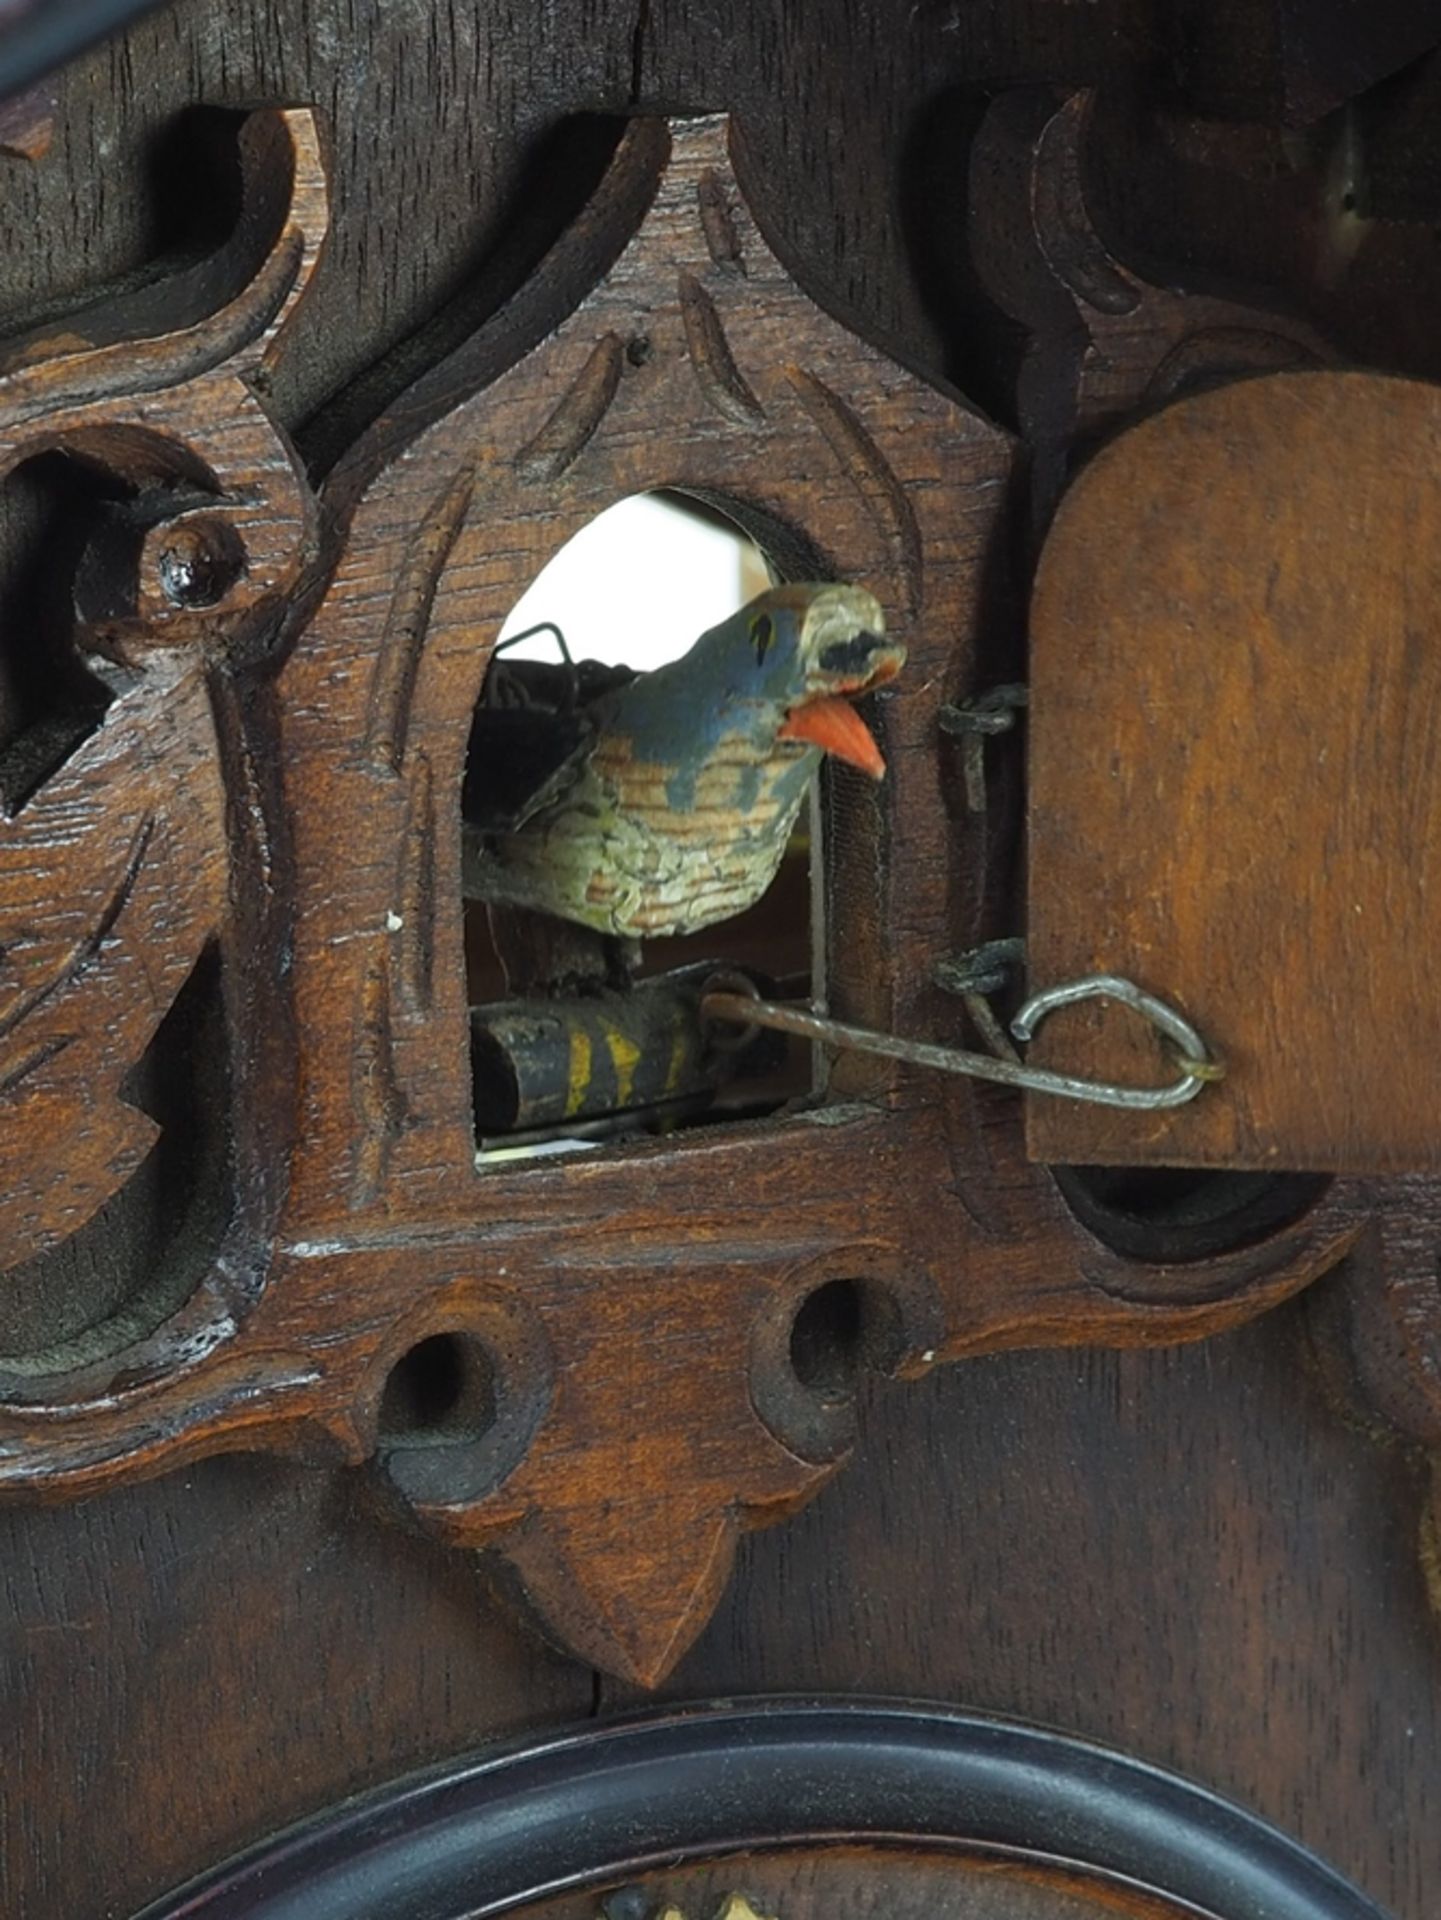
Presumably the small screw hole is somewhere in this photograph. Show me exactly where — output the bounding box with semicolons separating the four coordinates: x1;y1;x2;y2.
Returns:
378;1332;497;1448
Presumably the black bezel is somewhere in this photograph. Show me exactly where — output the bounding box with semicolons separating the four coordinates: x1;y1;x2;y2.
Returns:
134;1700;1392;1920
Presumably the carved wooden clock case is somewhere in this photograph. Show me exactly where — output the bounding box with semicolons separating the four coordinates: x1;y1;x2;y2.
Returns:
2;5;1441;1919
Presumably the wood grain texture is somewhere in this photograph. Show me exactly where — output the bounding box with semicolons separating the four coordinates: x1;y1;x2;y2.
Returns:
1;4;1439;1918
658;1308;1440;1920
969;89;1331;535
118;1699;1395;1919
1082;84;1441;408
1302;1182;1441;1634
1027;369;1441;1172
0;0;1155;464
0;105;1374;1695
0;1456;592;1920
0;105;321;1302
8;1314;1435;1920
1162;0;1441;124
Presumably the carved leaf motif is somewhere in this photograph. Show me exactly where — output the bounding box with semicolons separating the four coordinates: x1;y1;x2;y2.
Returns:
514;335;626;480
0;667;225;1264
0;109;329;1271
679;272;766;424
0;110;325;658
787;367;922;615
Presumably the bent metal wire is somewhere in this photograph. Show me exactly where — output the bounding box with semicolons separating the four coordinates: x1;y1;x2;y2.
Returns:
701;971;1223;1112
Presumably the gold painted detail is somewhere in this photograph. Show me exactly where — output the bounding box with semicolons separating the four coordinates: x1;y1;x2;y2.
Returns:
565;1026;594;1117
604;1894;778;1920
605;1024;643;1107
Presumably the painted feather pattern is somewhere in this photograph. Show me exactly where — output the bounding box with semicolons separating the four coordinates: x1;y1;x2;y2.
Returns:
464;583;904;940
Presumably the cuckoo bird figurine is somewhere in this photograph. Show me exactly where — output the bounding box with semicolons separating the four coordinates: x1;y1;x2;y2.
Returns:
463;583;905;941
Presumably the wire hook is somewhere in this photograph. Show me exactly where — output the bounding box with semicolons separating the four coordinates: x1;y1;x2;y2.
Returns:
701;972;1222;1111
1010;973;1223;1107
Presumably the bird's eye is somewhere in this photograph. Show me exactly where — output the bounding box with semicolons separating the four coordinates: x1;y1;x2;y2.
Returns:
750;612;774;664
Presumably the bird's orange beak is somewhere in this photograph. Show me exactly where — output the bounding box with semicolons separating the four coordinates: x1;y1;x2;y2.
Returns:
778;695;887;780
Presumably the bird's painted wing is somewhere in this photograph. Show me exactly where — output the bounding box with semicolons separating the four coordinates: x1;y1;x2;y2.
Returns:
462;657;637;833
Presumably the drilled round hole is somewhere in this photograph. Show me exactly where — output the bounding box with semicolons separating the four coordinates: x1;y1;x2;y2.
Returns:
752;1275;913;1461
789;1279;871;1400
378;1332;497;1448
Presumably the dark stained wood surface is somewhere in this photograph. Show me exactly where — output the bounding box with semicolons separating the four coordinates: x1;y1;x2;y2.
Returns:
662;1304;1439;1920
968;88;1333;539
1026;370;1441;1172
0;65;1374;1702
0;0;1155;458
5;1305;1436;1919
1162;0;1441;125
0;1456;593;1919
1;3;1439;1919
0;104;323;1278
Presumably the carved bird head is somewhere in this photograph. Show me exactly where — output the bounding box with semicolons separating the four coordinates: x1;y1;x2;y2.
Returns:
637;581;907;780
463;582;907;942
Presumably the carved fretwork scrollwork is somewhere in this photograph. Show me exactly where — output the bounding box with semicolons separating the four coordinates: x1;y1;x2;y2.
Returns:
0;106;1375;1687
0;107;323;1276
969;89;1333;533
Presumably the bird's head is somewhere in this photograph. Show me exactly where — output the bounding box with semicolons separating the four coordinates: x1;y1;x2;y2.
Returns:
697;582;907;779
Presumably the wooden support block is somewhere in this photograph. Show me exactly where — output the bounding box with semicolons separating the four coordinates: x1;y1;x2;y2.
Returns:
1027;370;1441;1173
